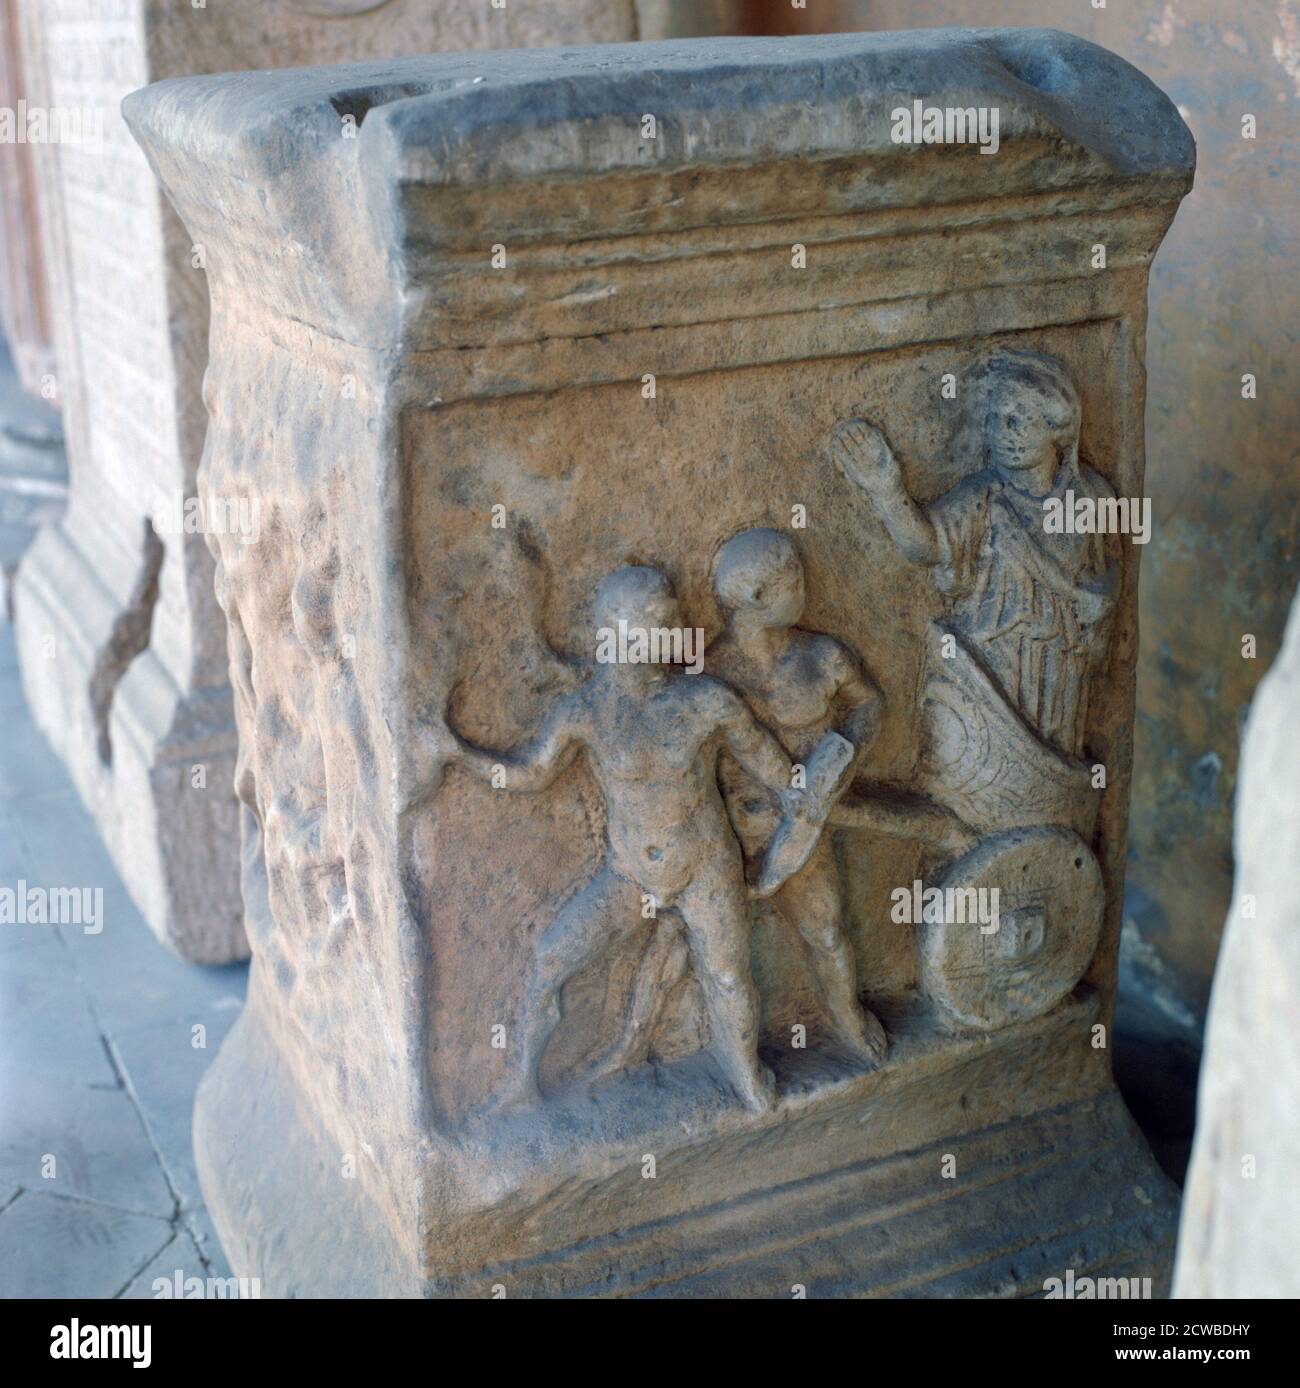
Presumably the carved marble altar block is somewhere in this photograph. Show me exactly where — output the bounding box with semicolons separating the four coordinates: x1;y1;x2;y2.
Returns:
127;30;1194;1295
1174;587;1300;1298
10;0;641;964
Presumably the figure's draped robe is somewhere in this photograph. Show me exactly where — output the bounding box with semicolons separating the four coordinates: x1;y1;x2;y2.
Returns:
930;458;1120;762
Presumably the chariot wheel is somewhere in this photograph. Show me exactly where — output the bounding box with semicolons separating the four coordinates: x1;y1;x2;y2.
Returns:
917;825;1104;1030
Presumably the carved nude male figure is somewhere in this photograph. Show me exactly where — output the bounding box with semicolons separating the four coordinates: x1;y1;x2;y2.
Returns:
708;528;888;1064
449;565;808;1113
832;349;1119;761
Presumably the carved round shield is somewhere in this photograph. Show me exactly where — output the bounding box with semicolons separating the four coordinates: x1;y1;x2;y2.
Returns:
917;826;1104;1030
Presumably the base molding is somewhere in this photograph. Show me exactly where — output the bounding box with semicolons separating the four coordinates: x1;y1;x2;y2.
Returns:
197;992;1178;1298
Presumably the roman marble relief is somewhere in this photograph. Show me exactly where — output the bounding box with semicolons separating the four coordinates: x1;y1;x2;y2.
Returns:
128;27;1193;1294
430;349;1117;1112
833;349;1115;1030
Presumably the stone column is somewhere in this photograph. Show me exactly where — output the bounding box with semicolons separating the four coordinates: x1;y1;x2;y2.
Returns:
1173;586;1300;1298
0;0;68;619
0;0;58;400
10;0;643;964
128;30;1193;1295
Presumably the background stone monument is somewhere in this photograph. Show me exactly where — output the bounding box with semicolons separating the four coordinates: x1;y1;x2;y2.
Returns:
0;332;64;623
128;29;1194;1294
0;0;66;620
0;0;58;400
1174;585;1300;1298
10;0;647;964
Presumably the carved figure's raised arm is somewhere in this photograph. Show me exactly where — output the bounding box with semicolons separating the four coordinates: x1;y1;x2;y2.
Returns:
453;692;582;793
831;419;940;567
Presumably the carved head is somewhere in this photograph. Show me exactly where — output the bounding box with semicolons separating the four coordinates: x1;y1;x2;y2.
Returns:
713;528;805;628
592;565;681;633
976;350;1081;478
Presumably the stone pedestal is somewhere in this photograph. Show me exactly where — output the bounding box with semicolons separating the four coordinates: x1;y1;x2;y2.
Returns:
11;0;643;964
128;30;1193;1294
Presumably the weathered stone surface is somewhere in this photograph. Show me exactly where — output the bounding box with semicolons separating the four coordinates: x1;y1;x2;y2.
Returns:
1174;587;1300;1298
10;0;643;965
127;29;1192;1295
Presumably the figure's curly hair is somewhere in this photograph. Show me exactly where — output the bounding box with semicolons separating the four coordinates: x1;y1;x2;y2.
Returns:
960;348;1083;470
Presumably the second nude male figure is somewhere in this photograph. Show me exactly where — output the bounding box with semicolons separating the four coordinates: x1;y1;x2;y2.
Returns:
709;528;889;1065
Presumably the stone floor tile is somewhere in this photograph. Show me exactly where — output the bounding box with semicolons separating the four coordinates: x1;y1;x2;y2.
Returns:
0;610;248;1295
0;707;76;803
119;1227;211;1300
0;1189;171;1298
110;1014;244;1212
63;924;247;1040
0;1072;174;1218
0;943;116;1087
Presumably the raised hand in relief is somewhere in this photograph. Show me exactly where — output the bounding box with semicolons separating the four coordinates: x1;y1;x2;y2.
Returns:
834;352;1120;762
831;419;902;498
